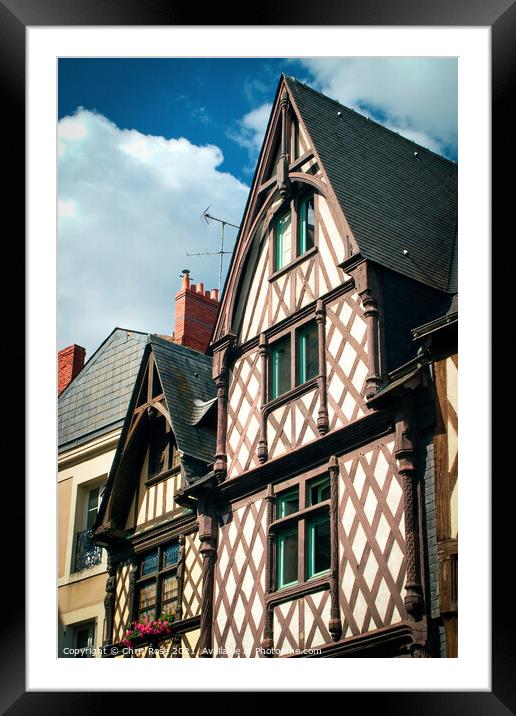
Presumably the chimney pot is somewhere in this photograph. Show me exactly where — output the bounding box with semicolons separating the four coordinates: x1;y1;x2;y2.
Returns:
197;282;204;294
210;288;219;302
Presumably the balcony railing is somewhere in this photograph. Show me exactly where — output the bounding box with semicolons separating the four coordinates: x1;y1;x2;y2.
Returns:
74;529;103;572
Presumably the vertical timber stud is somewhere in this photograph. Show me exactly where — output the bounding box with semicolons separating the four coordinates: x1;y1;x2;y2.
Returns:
262;483;275;654
171;534;186;656
351;261;382;399
198;489;217;657
103;555;117;648
328;456;342;641
316;300;329;435
257;333;269;463
395;398;427;656
278;88;291;199
212;334;235;483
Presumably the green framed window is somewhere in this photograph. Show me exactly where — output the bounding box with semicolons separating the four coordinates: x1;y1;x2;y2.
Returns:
296;322;319;385
277;526;299;589
308;476;331;506
270;336;291;400
274;209;293;271
307;515;331;579
298;195;315;255
277;487;299;518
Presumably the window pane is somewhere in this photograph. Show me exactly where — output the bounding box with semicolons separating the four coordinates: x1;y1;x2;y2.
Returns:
278;528;298;588
139;581;157;619
298;196;315;254
308;517;331;577
86;487;99;529
142;550;158;575
162;575;179;615
297;322;318;385
309;477;331;506
148;417;169;477
278;488;299;518
275;210;292;270
163;543;180;568
270;337;291;399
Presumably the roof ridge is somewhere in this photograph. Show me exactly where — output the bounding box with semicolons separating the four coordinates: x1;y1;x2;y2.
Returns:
149;334;212;363
285;75;457;168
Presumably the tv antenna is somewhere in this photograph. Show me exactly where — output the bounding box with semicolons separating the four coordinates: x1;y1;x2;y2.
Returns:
186;206;240;293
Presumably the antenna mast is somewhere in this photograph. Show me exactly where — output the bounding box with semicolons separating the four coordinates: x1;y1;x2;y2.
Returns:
186;206;240;294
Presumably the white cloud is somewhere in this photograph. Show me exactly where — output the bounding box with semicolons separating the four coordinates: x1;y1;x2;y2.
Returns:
58;109;249;355
227;102;272;164
298;58;457;158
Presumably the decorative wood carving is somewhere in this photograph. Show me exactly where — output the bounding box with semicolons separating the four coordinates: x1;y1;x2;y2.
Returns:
327;456;342;641
103;556;118;646
257;334;269;463
262;484;275;653
316;300;329;435
351;260;382;399
394;400;424;620
278;89;291;199
197;489;218;657
127;557;139;625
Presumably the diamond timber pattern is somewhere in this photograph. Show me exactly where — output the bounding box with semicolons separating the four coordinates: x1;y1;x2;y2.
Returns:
267;388;320;460
240;241;270;343
113;562;130;643
274;591;332;655
338;438;406;638
213;498;267;657
181;628;200;658
326;293;369;430
227;350;262;479
182;533;203;619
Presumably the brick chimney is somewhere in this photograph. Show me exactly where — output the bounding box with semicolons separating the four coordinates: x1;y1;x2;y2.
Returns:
58;344;86;395
174;270;219;353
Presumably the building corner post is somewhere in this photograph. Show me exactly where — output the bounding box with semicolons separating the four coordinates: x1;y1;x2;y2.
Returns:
257;334;269;463
328;456;342;641
197;489;218;657
316;300;329;435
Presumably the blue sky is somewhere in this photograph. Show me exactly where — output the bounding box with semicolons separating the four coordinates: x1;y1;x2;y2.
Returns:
58;58;457;356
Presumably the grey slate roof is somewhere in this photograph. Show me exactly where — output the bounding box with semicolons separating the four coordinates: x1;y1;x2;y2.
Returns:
285;76;457;294
58;328;148;450
150;335;216;465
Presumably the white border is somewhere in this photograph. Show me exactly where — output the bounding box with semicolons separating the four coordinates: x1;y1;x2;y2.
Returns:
28;27;490;691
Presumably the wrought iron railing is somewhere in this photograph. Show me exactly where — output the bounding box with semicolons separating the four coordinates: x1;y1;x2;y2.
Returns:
74;529;103;572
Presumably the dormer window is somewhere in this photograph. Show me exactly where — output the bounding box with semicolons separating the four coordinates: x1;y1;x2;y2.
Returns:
273;193;316;274
298;195;315;255
274;209;293;271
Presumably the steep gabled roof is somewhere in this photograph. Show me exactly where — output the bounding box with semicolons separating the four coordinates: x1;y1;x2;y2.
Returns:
149;335;216;465
284;76;457;294
58;328;148;451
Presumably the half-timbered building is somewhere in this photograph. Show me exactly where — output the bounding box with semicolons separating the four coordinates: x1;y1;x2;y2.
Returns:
179;75;458;658
93;277;220;657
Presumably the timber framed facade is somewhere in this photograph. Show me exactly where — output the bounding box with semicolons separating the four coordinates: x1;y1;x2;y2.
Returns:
179;75;458;658
90;74;458;659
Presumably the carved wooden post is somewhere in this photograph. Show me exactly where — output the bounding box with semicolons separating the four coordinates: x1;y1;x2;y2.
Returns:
351;261;382;399
214;368;228;482
103;555;117;647
278;88;291;199
197;489;217;657
395;400;424;620
316;300;329;435
127;557;139;625
327;456;342;641
261;484;275;654
175;534;186;622
257;333;269;463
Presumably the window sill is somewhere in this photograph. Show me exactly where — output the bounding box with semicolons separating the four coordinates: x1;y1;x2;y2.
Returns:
264;376;319;416
266;575;331;608
268;246;318;283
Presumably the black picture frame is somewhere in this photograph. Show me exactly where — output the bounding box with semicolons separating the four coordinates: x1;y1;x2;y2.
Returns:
5;0;508;710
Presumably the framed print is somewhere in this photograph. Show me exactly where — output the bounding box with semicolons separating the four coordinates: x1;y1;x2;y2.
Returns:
3;0;509;709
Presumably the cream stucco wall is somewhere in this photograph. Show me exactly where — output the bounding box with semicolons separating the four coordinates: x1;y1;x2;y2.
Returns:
58;427;120;656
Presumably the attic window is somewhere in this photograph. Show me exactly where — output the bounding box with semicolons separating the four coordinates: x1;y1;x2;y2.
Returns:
274;209;293;271
148;415;171;478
